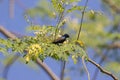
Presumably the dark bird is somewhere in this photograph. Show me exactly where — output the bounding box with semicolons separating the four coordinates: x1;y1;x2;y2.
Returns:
52;34;69;44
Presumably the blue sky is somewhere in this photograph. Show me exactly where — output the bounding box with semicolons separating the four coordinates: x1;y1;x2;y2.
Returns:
0;0;112;80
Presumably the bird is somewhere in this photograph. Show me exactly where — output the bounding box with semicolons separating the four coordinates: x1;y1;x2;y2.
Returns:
52;34;69;44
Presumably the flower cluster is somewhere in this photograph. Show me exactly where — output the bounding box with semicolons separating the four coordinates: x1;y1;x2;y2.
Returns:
25;44;43;63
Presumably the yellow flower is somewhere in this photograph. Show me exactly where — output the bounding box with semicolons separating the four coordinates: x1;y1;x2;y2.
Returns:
25;56;30;63
27;44;43;55
75;40;84;47
25;44;43;63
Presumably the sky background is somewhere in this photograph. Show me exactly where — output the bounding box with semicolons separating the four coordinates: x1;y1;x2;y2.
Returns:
0;0;112;80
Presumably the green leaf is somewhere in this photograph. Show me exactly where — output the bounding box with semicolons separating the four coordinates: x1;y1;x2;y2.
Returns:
51;0;64;13
69;0;81;3
67;6;83;13
25;0;56;18
26;25;41;31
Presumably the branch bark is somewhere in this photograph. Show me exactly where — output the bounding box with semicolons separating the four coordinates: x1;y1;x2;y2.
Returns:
36;58;60;80
77;0;88;40
88;58;118;80
92;50;109;80
0;25;60;80
0;26;16;39
99;42;120;49
9;0;14;18
102;0;120;13
108;42;120;49
60;61;66;80
0;25;118;80
2;53;19;79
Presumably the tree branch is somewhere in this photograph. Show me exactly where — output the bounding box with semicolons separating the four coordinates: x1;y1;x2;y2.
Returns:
9;0;14;18
0;25;60;80
60;61;66;80
99;42;120;49
88;58;118;80
82;56;90;80
108;42;120;49
54;2;66;39
102;0;120;13
16;0;27;10
2;53;20;79
77;0;88;40
0;26;16;39
92;50;109;80
36;58;60;80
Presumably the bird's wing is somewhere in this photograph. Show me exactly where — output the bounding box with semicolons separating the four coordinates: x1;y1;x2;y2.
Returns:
53;36;65;43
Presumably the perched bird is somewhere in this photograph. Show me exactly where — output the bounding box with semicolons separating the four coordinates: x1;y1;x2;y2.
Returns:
52;34;69;44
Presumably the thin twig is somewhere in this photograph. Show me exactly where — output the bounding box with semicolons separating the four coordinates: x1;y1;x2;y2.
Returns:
2;53;20;79
88;58;118;80
54;11;65;39
77;0;88;40
54;12;64;39
99;42;120;49
82;56;90;80
9;0;14;18
54;2;66;39
16;0;27;10
60;61;66;80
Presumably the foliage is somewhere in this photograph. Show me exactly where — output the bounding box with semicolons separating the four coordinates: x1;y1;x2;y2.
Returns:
0;0;120;79
25;0;119;49
0;25;88;63
26;0;83;19
20;0;89;63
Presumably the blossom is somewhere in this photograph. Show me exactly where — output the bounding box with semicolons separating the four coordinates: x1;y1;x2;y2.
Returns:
25;44;43;63
76;40;84;47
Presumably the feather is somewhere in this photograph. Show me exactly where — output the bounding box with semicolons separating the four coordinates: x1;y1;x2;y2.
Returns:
52;34;69;44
